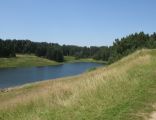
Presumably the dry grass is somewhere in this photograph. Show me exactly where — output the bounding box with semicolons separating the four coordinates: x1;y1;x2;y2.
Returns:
0;49;156;120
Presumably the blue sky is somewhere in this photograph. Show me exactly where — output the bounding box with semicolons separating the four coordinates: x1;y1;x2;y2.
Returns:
0;0;156;46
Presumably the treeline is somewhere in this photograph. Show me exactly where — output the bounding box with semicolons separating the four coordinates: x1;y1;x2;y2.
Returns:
0;40;16;57
63;32;156;63
97;32;156;63
0;39;101;62
0;32;156;63
0;38;104;62
0;39;64;62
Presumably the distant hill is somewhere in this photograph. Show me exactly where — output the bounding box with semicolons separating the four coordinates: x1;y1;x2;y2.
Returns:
0;54;59;68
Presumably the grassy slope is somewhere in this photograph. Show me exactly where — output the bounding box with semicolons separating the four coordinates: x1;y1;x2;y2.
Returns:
0;54;59;68
0;55;103;68
64;56;106;63
0;49;156;120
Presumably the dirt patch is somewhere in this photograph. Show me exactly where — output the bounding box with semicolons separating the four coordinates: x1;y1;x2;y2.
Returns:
147;104;156;120
148;112;156;120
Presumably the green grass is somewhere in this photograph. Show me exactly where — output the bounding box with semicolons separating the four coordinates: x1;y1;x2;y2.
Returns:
64;56;106;63
0;49;156;120
0;54;59;68
0;55;104;68
64;56;76;61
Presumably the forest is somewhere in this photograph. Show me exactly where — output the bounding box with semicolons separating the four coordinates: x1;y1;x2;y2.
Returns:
0;32;156;63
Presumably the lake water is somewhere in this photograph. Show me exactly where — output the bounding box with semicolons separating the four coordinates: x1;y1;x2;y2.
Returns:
0;62;103;89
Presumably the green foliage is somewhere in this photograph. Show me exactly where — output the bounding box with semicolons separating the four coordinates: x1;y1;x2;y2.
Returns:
95;32;156;64
1;32;156;63
93;46;110;61
0;39;16;58
109;32;156;63
46;47;64;62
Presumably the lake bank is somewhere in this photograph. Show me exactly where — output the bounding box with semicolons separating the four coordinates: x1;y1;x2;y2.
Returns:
0;54;106;68
1;49;156;120
0;62;103;89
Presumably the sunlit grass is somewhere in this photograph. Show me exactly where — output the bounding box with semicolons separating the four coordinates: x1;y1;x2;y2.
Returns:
0;54;59;68
64;56;105;63
0;55;104;68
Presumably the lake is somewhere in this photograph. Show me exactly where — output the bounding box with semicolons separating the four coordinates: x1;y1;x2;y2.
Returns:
0;62;103;89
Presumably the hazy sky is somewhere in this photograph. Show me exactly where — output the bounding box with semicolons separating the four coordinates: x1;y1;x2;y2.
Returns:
0;0;156;46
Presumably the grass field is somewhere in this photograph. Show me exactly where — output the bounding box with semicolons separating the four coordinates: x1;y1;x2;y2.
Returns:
0;55;104;68
0;49;156;120
0;54;59;68
64;56;106;63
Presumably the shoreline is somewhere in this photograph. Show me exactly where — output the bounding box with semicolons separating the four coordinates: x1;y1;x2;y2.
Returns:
0;62;104;90
0;54;106;69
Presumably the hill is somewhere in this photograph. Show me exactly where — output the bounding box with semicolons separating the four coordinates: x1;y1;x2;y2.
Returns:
0;54;59;68
0;54;102;68
0;49;156;120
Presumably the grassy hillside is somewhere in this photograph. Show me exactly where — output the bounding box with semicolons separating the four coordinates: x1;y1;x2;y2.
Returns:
0;55;103;68
0;49;156;120
64;56;105;63
0;54;59;68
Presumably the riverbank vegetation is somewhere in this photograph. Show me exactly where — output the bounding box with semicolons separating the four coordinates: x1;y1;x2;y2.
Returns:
0;54;59;68
64;56;105;63
1;32;156;64
0;49;156;120
0;54;103;68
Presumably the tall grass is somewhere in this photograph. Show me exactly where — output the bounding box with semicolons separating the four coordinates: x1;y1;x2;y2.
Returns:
0;49;156;120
